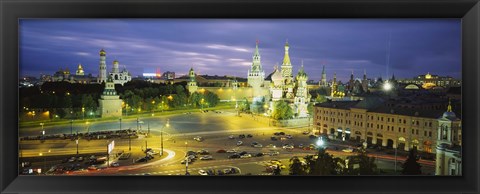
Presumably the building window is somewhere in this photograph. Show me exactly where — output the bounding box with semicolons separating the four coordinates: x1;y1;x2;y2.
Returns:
424;131;427;136
429;131;432;137
416;129;419;135
412;129;415;134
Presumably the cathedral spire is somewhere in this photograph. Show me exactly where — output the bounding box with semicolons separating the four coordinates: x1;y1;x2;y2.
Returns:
282;40;291;65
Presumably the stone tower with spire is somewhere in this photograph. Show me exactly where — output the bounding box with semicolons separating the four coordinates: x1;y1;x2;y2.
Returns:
98;75;122;118
98;49;107;83
362;69;369;92
76;63;84;76
186;67;198;94
319;65;327;87
247;40;265;93
330;72;338;97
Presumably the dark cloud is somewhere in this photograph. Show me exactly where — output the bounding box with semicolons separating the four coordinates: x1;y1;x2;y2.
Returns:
19;19;461;82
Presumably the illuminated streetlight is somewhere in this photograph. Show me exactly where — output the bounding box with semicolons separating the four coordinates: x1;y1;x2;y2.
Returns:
383;81;393;91
82;107;85;120
316;137;325;148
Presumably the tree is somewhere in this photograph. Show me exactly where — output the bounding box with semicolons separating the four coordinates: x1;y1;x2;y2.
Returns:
307;102;314;116
272;100;293;120
315;95;327;103
402;147;422;175
289;156;307;175
348;148;378;175
238;98;250;112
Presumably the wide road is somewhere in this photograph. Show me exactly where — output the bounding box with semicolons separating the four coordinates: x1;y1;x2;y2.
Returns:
20;110;435;175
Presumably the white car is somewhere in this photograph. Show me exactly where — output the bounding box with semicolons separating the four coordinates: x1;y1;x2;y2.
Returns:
110;162;120;167
268;151;280;156
342;148;354;153
194;136;204;142
198;169;208;175
286;134;293;139
228;135;235;139
236;141;243;146
253;144;263;148
226;149;237;153
200;155;213;160
240;154;252;158
283;145;294;149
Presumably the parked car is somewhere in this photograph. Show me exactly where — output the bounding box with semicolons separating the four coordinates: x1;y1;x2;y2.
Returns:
200;155;213;160
240;154;252;158
266;144;277;148
226;149;237;153
228;135;235;139
77;157;84;162
286;134;293;139
268;151;280;156
302;131;310;135
247;134;253;138
196;149;209;155
298;144;304;149
194;136;204;142
238;134;246;139
271;136;278;141
198;169;208;175
253;144;263;148
238;151;248;156
255;153;264;157
228;154;240;159
216;149;227;153
236;141;243;146
283;145;294;149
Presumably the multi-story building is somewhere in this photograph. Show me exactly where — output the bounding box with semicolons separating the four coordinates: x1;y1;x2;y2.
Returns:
397;72;461;89
313;97;461;153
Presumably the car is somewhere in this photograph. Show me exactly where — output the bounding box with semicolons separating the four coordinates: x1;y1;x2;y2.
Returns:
226;149;237;153
253;144;263;148
268;151;280;156
238;134;245;139
228;154;240;159
298;144;304;148
136;157;147;163
270;136;278;141
200;155;213;160
302;131;310;135
89;155;96;160
247;134;253;138
21;162;32;167
77;157;84;162
87;165;97;171
280;137;287;141
223;168;237;174
206;169;215;175
110;162;120;167
273;132;280;136
236;141;243;146
198;170;208;175
217;170;225;175
342;148;354;153
240;154;252;158
194;136;204;142
278;132;285;135
228;135;235;139
283;145;294;149
286;134;293;139
266;144;277;148
238;151;248;156
255;153;264;157
216;149;227;153
186;151;197;157
187;155;196;160
197;149;209;155
146;155;154;160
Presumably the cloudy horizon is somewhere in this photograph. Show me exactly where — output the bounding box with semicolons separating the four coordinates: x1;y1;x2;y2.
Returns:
19;19;461;82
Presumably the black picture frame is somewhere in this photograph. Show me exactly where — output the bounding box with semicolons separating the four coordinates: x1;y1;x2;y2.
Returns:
1;0;479;194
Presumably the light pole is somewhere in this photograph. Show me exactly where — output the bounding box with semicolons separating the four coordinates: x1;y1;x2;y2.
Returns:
82;107;85;120
119;118;122;131
70;120;73;136
76;139;79;157
40;123;45;140
151;100;155;116
161;119;169;156
147;122;150;137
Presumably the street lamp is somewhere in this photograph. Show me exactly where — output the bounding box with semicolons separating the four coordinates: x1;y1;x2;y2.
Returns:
82;107;85;120
316;137;325;148
383;81;393;91
76;139;79;156
161;119;169;156
70;120;73;136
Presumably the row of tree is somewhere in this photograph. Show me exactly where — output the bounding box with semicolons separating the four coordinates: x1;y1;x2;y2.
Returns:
285;147;422;176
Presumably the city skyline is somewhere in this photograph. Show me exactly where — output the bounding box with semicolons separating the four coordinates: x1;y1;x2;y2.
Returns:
20;19;461;82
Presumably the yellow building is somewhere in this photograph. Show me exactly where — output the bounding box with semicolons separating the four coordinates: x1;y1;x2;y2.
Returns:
313;97;461;153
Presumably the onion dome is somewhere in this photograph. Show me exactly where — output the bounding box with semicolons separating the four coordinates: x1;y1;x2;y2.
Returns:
296;65;308;80
113;59;119;64
99;49;106;56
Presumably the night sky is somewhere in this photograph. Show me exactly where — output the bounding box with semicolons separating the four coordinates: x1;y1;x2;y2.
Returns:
19;19;461;82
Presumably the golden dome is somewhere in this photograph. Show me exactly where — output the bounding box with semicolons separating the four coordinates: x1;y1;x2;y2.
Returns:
99;49;106;56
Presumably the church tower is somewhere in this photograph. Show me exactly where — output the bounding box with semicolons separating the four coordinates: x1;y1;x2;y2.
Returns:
76;63;84;76
319;65;327;87
435;100;462;175
281;40;294;98
362;69;368;92
112;59;120;73
330;72;338;97
294;64;310;117
98;49;107;83
186;67;198;94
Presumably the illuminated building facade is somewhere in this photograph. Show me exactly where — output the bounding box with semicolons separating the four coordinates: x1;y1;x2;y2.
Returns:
397;72;461;89
313;97;461;153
